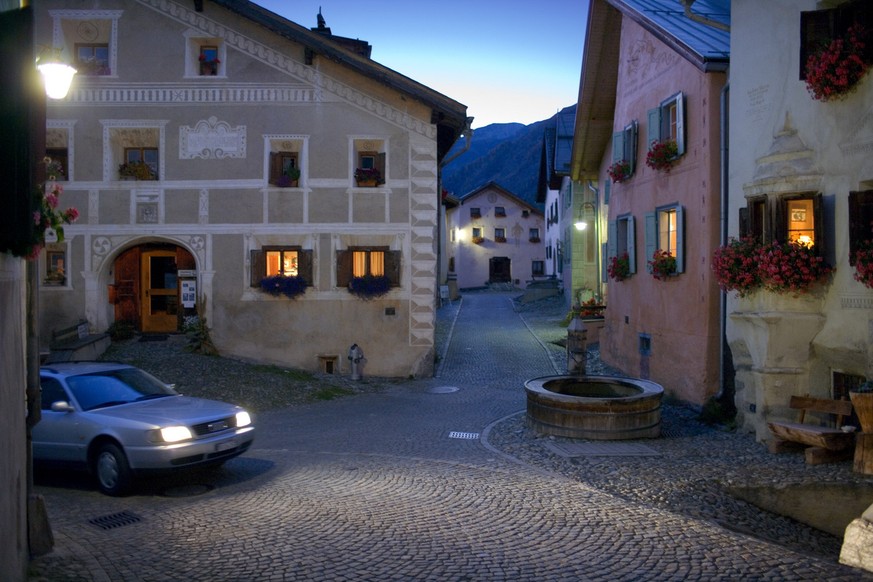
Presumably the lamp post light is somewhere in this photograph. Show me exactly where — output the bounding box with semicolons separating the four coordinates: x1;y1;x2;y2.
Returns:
36;47;76;100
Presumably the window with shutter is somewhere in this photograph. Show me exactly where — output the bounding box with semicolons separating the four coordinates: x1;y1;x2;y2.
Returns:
647;93;685;158
738;193;824;254
646;205;685;275
800;3;873;80
336;247;401;288
250;247;313;287
608;214;636;274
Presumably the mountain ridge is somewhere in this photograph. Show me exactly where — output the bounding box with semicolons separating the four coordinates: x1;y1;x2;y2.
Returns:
442;104;577;209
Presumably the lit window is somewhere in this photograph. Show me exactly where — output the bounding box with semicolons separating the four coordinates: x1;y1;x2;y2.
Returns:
353;250;384;277
266;249;299;277
646;205;685;274
336;247;400;288
44;244;68;286
786;199;815;246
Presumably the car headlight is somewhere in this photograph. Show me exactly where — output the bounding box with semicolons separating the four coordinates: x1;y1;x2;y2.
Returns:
235;411;252;427
158;426;193;443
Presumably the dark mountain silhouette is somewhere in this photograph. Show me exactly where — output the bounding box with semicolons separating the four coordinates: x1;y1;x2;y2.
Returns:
442;104;577;210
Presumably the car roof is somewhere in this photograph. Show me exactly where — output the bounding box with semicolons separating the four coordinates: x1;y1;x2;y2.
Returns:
40;361;135;377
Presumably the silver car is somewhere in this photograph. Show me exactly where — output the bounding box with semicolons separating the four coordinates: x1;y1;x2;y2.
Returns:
34;362;255;495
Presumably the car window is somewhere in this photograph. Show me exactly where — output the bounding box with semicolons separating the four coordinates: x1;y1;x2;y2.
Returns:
40;377;69;410
66;368;177;411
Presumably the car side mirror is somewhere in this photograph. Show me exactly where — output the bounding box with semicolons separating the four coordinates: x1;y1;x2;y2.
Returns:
50;401;75;413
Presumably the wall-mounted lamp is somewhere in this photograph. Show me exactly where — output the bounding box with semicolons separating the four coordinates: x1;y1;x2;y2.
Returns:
574;202;597;231
36;47;76;100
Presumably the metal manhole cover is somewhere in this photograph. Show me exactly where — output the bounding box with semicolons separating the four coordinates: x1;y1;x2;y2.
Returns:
428;386;459;394
448;431;479;440
88;510;142;530
161;484;214;498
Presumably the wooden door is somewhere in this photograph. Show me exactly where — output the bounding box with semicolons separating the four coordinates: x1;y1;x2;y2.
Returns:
141;250;179;332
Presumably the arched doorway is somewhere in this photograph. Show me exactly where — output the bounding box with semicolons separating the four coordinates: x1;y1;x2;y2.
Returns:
112;243;196;333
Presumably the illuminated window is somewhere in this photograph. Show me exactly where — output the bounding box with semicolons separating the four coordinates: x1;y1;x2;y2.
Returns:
44;243;68;286
250;247;312;287
645;205;685;274
336;247;400;288
647;92;685;156
266;249;299;277
740;193;823;250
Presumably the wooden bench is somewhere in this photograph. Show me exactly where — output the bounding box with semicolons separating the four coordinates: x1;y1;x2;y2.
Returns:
768;395;855;465
45;319;111;363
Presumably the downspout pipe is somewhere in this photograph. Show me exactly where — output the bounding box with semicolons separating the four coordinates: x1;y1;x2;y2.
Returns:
717;81;730;400
587;181;601;299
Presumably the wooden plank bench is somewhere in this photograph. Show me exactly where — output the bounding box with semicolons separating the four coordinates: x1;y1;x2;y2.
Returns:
768;395;855;465
45;319;111;363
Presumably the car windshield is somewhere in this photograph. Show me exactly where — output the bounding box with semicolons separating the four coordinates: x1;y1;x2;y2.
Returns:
66;368;178;411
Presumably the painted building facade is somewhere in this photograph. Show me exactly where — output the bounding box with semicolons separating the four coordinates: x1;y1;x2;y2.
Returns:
727;0;873;439
571;0;729;406
33;0;467;378
446;182;545;290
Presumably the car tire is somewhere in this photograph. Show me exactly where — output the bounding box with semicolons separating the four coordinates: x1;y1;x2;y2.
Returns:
94;443;132;496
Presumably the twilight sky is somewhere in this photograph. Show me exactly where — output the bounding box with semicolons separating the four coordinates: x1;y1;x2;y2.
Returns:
254;0;588;129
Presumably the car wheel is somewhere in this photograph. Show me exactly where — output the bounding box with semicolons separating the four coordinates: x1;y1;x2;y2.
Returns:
94;443;132;496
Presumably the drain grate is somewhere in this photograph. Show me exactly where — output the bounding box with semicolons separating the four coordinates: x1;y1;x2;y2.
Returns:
448;431;479;440
88;510;142;531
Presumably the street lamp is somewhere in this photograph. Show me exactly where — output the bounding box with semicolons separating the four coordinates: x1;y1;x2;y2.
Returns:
36;47;76;99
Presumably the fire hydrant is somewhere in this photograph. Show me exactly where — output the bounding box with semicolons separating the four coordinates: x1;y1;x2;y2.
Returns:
566;317;587;375
348;343;364;381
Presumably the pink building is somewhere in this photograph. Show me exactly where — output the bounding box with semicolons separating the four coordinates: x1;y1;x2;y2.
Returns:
447;182;545;290
571;0;729;406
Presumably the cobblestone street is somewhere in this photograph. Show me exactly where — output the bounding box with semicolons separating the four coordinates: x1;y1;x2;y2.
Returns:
28;292;873;581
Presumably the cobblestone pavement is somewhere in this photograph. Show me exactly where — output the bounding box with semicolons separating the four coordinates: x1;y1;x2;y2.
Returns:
28;291;873;581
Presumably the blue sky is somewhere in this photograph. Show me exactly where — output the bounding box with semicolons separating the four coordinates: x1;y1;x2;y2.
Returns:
255;1;588;128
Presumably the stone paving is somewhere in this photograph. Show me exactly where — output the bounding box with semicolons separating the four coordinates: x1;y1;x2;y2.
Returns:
27;291;873;581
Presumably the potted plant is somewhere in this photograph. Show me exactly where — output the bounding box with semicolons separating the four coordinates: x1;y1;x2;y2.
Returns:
354;167;382;187
24;178;78;260
118;161;156;181
645;139;679;173
851;381;873;433
607;159;632;183
607;252;631;281
471;235;485;245
649;249;677;280
495;235;507;243
260;274;308;299
275;166;301;188
348;274;391;299
805;22;870;102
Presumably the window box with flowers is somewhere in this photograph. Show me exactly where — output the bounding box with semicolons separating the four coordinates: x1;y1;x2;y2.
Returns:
495;236;507;243
198;51;221;76
648;250;677;280
805;22;870;102
259;274;308;299
607;159;632;183
12;157;80;259
354;167;383;187
853;239;873;289
348;274;392;300
646;139;679;173
118;161;156;181
472;236;485;245
711;238;833;296
529;237;541;243
607;252;631;282
275;166;301;188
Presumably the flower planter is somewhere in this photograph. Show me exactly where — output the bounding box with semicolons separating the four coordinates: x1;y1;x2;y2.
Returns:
356;179;378;187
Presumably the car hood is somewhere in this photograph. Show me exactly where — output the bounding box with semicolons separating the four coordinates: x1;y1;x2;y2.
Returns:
90;395;244;425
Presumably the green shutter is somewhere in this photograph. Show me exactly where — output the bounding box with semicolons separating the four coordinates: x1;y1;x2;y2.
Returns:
644;213;656;273
674;93;686;156
627;121;638;173
647;108;661;151
626;215;637;274
603;180;610;205
675;206;685;273
607;220;617;260
612;131;624;163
